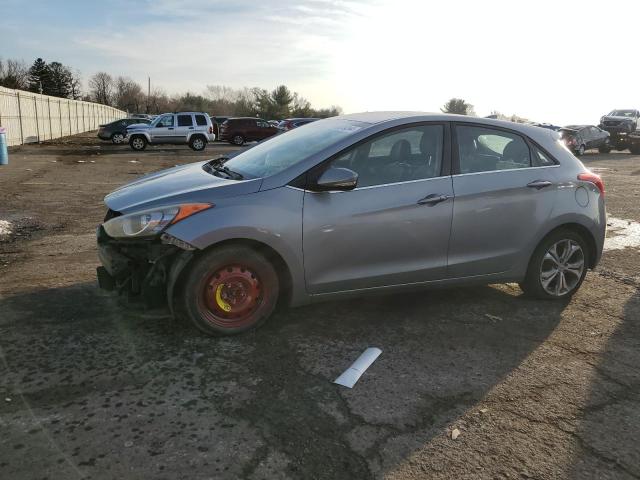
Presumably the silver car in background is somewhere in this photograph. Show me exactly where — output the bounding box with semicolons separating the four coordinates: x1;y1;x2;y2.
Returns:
97;112;606;336
126;111;215;151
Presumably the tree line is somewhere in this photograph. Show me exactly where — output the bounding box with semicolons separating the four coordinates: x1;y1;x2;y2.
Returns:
0;57;342;119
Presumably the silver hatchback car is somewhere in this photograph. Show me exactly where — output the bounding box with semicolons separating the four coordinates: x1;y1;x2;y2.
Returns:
97;112;606;336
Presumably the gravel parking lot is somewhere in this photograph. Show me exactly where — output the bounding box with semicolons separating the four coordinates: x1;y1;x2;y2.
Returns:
1;132;639;480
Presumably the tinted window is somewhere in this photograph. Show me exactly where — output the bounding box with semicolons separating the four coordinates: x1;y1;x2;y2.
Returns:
256;121;270;128
531;146;556;167
195;114;208;126
456;126;530;173
177;114;193;127
155;115;174;128
330;125;444;188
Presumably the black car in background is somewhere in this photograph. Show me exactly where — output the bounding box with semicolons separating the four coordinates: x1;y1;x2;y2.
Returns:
98;118;151;144
559;125;610;155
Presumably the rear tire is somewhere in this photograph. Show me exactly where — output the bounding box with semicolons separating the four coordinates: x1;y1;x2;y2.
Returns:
189;135;207;151
111;132;125;144
520;229;589;300
231;134;245;146
129;135;147;151
178;246;280;336
598;144;611;154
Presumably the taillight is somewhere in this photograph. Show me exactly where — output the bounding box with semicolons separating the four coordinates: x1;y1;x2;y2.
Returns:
209;126;213;134
577;172;605;196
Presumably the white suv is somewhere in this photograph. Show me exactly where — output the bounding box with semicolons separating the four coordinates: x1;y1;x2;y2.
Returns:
126;112;215;151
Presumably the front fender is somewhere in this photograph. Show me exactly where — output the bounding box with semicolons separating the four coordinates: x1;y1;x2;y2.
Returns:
164;186;308;306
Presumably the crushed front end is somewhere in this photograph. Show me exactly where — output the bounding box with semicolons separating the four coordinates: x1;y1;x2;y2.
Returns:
96;208;198;308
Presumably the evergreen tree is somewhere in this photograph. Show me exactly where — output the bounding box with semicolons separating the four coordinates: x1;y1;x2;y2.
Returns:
28;58;50;94
47;61;72;98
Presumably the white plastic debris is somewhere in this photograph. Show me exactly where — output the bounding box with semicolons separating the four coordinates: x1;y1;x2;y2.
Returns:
334;347;382;388
451;428;461;440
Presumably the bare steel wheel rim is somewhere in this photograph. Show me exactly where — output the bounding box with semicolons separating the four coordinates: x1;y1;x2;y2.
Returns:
132;138;144;149
112;133;124;143
198;264;264;328
193;138;204;150
540;239;584;296
233;135;243;145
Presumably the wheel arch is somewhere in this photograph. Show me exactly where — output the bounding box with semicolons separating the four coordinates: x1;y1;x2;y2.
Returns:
534;222;598;269
167;237;295;316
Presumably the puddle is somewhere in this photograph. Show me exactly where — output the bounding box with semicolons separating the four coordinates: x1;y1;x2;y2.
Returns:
604;217;640;251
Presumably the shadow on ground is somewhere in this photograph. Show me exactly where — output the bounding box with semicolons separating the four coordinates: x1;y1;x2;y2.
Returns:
0;281;567;479
568;288;640;479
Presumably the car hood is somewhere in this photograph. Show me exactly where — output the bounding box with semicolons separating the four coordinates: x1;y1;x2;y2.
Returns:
602;116;634;122
104;161;262;213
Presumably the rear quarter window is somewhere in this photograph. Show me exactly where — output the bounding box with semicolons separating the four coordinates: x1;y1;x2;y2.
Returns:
195;114;208;126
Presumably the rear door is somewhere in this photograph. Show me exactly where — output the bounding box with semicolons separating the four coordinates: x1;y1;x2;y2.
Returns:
175;114;194;143
448;124;558;277
303;123;454;294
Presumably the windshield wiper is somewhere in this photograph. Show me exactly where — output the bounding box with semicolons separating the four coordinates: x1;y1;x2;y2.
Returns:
205;157;243;180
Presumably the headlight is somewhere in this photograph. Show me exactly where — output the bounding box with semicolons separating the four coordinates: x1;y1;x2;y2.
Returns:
103;203;212;239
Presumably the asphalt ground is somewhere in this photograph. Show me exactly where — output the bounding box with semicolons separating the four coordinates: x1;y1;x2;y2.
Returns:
0;132;639;479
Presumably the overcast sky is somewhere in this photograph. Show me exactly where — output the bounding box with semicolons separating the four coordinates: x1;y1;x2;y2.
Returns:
1;0;638;125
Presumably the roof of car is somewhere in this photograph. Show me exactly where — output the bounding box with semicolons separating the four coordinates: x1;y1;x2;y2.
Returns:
562;125;588;130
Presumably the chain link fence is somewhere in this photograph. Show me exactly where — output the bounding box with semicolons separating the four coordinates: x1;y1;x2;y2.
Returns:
0;86;126;146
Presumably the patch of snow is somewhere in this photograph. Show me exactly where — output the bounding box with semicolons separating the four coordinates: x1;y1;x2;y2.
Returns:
0;220;13;237
604;217;640;251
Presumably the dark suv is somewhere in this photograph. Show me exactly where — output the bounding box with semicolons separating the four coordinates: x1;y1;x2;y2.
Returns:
559;125;610;155
98;118;151;144
218;117;279;145
599;109;639;134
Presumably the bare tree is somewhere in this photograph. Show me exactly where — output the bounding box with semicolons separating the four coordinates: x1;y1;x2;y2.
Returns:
0;58;29;90
89;72;114;105
114;76;144;112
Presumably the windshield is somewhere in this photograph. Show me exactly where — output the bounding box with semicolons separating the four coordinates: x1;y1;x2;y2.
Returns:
609;110;635;117
223;118;367;178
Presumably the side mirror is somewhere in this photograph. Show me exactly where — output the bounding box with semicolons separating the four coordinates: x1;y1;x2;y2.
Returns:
314;167;358;191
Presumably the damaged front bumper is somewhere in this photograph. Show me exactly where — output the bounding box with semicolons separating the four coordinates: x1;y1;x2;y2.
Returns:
96;226;194;308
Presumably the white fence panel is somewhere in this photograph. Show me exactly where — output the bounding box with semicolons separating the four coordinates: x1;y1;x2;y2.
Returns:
0;86;126;146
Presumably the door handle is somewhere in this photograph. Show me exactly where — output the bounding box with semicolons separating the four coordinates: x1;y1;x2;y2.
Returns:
167;127;174;130
417;194;449;206
527;180;552;189
188;127;194;129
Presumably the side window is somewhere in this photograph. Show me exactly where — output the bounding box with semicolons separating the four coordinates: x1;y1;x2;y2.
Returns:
330;125;443;188
256;120;269;128
456;126;530;173
156;115;174;128
531;146;556;167
177;114;193;127
195;114;208;126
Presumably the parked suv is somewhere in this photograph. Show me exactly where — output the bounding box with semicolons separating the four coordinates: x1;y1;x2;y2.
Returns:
98;118;151;144
218;117;279;145
97;113;606;337
559;125;610;155
599;109;639;134
126;112;215;151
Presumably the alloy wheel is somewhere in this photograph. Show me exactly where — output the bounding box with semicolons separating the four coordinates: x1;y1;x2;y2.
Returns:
132;138;145;150
192;138;204;150
539;239;585;296
112;133;124;144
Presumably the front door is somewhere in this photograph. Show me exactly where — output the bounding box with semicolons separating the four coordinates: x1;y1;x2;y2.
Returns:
303;123;454;294
150;114;176;143
447;124;559;277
